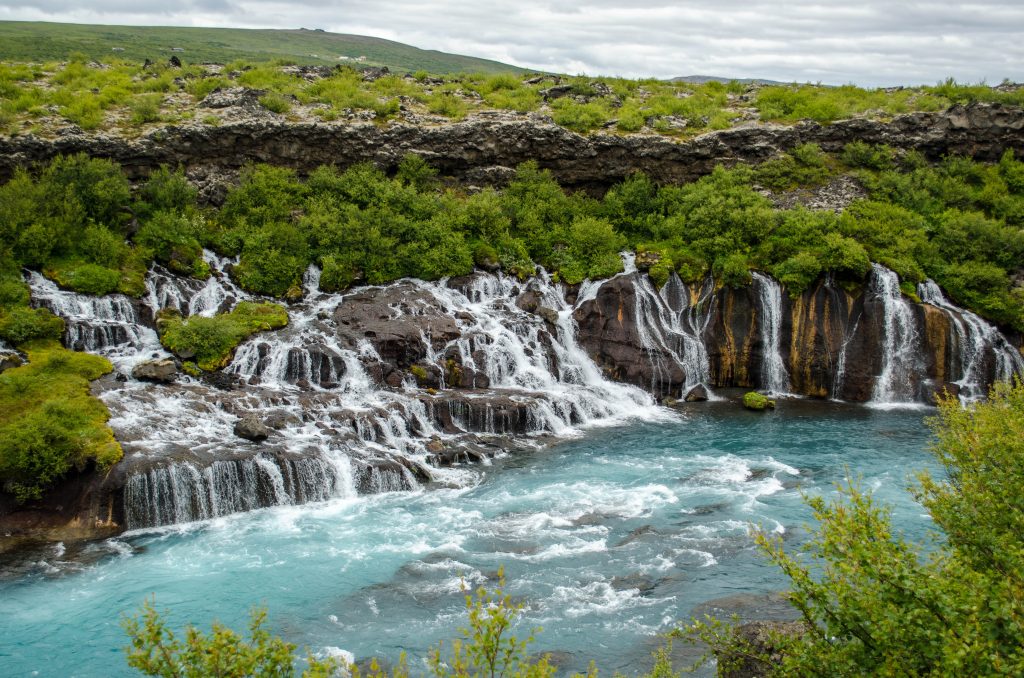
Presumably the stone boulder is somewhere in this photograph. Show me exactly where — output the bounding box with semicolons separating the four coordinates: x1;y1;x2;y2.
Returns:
684;384;709;402
234;415;271;442
131;358;178;383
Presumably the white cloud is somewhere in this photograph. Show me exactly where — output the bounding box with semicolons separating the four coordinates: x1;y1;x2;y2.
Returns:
1;0;1022;85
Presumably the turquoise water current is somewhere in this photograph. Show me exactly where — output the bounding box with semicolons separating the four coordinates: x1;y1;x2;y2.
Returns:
0;400;934;676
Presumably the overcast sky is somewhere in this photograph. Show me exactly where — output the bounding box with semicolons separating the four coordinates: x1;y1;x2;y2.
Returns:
1;1;1022;86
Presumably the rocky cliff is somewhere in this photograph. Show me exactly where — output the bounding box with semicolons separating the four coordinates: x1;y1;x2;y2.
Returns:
572;268;1024;403
2;103;1023;196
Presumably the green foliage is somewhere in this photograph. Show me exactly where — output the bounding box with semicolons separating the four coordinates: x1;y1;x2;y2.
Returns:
550;98;612;133
428;569;555;678
158;302;289;371
234;222;311;297
687;380;1024;675
0;306;65;345
841;141;897;171
122;599;338;678
0;340;120;502
136;211;209;278
715;252;752;288
259;92;292;114
129;93;162;125
754;143;836;191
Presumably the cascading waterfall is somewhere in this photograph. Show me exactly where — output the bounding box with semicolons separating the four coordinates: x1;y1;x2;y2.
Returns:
629;270;714;397
918;280;1024;400
751;272;790;395
28;253;1023;528
122;452;358;529
27;271;164;370
27;254;669;529
868;264;920;405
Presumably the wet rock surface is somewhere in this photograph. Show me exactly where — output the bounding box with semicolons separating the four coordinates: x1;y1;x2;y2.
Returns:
131;358;178;383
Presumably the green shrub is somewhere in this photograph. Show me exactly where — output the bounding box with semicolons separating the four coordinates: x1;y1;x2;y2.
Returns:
43;261;122;296
128;93;162;125
259;92;292;114
715;252;752;288
841;141;897;171
137;166;198;216
688;381;1024;675
158;302;289;371
550;99;611;133
0;341;119;502
755;143;835;191
0;307;64;345
123;600;338;678
135;211;208;277
771;252;823;293
427;92;468;119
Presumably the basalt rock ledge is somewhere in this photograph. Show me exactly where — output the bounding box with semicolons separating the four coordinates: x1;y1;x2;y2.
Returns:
1;103;1023;197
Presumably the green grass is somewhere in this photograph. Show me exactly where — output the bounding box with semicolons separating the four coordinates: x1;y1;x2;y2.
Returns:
0;21;526;75
158;302;289;371
0;340;121;502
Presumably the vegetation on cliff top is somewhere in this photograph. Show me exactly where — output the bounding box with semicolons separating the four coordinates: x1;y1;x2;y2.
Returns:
0;340;121;502
688;379;1024;675
2;56;1022;138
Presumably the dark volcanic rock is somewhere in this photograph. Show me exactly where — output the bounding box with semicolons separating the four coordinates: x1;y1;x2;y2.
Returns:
334;283;459;373
3;104;1021;197
684;384;709;402
572;274;686;397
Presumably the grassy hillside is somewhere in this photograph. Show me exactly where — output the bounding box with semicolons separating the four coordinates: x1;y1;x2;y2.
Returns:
0;21;526;74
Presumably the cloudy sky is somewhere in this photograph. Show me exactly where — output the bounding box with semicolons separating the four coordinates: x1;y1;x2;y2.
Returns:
1;1;1022;86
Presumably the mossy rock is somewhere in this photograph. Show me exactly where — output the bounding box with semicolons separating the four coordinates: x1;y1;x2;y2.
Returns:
743;391;776;411
0;340;121;502
158;302;288;371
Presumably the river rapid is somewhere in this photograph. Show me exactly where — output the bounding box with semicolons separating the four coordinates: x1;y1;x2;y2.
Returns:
0;400;933;676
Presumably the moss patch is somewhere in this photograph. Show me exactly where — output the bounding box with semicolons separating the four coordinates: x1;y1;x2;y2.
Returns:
743;391;776;411
158;302;288;371
0;340;121;502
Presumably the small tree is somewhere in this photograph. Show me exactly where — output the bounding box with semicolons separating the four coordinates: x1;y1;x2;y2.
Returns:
429;568;555;678
122;599;338;677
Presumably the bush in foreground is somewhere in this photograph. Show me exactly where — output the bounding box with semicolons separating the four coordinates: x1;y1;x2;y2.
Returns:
687;380;1024;675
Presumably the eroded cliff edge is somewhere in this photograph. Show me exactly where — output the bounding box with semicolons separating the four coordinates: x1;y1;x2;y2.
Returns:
2;103;1023;195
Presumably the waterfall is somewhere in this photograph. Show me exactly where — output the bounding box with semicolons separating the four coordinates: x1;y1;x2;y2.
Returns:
26;256;670;529
123;453;357;530
868;264;920;405
751;272;790;395
628;271;713;397
918;279;1024;400
27;271;164;369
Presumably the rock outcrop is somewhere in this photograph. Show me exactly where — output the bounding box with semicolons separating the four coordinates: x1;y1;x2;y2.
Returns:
573;269;1024;403
2;104;1022;199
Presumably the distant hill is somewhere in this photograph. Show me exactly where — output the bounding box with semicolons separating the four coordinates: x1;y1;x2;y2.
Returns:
0;21;527;74
671;75;788;86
